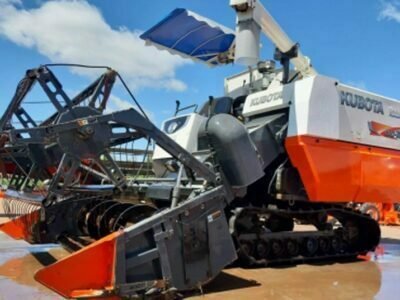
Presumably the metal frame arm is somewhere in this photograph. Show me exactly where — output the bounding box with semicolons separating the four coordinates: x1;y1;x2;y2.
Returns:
0;66;117;131
41;70;117;126
110;109;217;184
10;109;217;184
0;69;37;130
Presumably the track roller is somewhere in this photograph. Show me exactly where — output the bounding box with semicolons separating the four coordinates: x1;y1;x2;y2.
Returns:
318;237;330;254
285;239;299;257
230;203;380;266
271;239;284;258
255;241;270;259
303;237;318;257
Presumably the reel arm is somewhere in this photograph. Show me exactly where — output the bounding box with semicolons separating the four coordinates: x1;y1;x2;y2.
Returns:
8;108;218;200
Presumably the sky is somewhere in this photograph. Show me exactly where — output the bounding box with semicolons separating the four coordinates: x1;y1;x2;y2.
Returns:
1;0;400;126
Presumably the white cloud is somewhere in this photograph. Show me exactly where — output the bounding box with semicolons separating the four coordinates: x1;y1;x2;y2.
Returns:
0;0;20;5
161;79;187;92
105;95;155;122
0;0;189;91
378;1;400;22
106;95;134;112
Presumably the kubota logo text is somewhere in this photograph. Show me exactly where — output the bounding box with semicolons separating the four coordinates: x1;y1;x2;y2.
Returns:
340;91;384;115
250;91;283;107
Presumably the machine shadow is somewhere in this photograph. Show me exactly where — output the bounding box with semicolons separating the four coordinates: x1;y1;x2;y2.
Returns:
31;252;57;266
381;237;400;245
185;271;260;296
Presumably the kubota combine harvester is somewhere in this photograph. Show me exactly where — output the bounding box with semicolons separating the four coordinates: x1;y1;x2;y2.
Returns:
0;0;394;298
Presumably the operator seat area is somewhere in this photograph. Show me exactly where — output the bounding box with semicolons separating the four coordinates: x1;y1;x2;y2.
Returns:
199;97;233;116
198;95;247;118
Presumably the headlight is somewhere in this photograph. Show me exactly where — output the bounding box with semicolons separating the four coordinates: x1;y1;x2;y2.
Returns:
163;116;188;134
166;121;179;134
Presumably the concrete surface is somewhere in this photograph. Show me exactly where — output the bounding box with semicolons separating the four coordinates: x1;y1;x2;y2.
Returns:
0;221;398;299
186;226;400;300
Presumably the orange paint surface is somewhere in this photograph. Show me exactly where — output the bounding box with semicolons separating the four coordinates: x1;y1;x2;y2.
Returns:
377;203;400;225
0;210;40;242
285;135;400;203
35;231;122;299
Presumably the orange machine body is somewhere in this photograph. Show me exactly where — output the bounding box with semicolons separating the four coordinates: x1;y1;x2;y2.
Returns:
285;135;400;204
375;203;400;225
35;231;122;299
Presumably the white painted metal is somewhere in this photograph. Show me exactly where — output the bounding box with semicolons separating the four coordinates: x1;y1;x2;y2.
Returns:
224;67;282;98
233;14;261;66
287;76;340;140
336;84;400;150
230;0;317;76
153;113;206;160
224;68;264;98
152;113;207;176
240;72;400;151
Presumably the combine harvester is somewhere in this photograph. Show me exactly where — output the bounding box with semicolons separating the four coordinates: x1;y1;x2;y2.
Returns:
0;0;393;298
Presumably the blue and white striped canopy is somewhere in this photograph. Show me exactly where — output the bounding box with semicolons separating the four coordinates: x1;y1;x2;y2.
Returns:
140;8;235;66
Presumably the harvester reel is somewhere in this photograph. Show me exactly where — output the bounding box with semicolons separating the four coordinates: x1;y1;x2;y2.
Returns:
42;106;128;205
56;106;112;160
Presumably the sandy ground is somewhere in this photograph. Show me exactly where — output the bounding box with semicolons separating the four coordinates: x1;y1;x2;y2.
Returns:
0;214;399;299
186;226;400;300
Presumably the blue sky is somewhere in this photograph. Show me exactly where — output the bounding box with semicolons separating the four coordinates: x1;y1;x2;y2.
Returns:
1;0;400;125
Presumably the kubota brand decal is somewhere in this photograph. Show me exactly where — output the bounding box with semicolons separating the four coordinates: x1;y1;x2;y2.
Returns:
368;121;400;140
389;106;400;119
340;91;384;115
249;91;283;107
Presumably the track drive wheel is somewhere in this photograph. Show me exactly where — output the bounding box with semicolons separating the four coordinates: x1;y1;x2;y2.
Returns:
360;203;380;222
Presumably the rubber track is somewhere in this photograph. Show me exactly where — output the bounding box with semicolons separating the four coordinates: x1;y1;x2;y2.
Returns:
233;203;381;267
